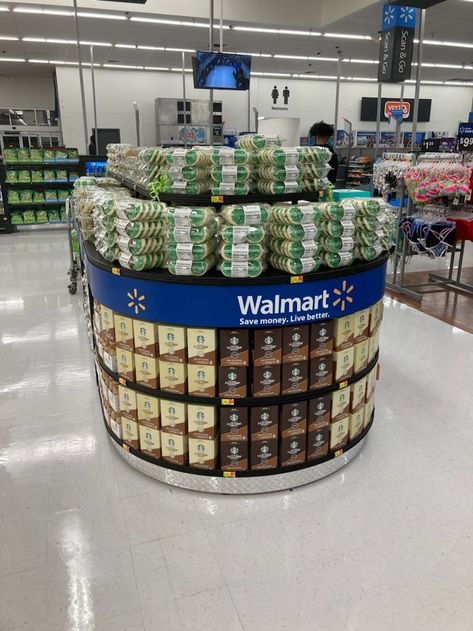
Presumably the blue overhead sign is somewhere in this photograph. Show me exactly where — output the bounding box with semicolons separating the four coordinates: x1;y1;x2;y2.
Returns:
379;4;417;83
382;4;417;29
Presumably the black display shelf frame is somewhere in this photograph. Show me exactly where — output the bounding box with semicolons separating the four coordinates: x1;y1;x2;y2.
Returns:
5;181;76;188
3;160;80;168
96;348;379;408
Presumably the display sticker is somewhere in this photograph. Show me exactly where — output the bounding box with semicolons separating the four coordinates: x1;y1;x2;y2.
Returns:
340;237;355;252
231;244;250;261
175;243;194;258
232;226;251;243
243;206;262;225
173;208;193;226
219;148;235;165
221;165;238;181
300;258;317;273
284;165;300;181
175;260;193;275
301;241;319;257
230;261;250;277
172;227;192;243
219;182;235;195
173;181;187;191
301;224;316;240
172;148;186;166
340;221;355;237
284;181;299;193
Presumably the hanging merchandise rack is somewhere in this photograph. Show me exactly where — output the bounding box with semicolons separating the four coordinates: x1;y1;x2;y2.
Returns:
385;152;473;301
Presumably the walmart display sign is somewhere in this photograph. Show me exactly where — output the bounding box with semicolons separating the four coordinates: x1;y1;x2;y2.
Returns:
86;259;387;328
378;4;416;83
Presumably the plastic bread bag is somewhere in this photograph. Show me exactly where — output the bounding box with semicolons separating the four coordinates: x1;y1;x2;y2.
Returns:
165;147;211;167
163;180;211;195
117;236;165;255
97;243;120;263
219;259;267;278
354;230;381;247
319;220;355;238
323;250;355;269
352;198;386;216
267;222;320;242
256;181;302;195
302;163;331;178
253;147;303;166
210;182;251;196
219;224;266;244
300;177;331;192
139;147;168;166
220;204;270;226
298;146;332;163
354;244;384;261
269;254;321;275
256;165;302;181
164;165;209;182
95;229;117;247
115;199;167;222
271;204;320;224
236;134;282;150
210;147;251;166
167;253;217;276
167;239;218;261
169;224;217;244
211;165;252;183
118;252;164;271
317;201;355;221
116;218;165;239
269;238;320;259
93;213;117;232
167;206;216;228
320;235;355;254
219;243;266;262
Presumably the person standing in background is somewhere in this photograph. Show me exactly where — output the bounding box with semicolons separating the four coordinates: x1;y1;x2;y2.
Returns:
309;121;339;185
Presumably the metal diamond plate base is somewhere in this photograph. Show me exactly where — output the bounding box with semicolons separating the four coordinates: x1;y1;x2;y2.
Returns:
110;436;368;494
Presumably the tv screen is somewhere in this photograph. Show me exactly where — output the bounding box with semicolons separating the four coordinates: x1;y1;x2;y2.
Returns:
193;52;251;90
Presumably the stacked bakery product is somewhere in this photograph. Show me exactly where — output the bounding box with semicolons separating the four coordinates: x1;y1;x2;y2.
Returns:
298;146;333;193
318;201;356;269
162;148;212;194
217;203;271;277
138;147;169;190
93;195;167;270
210;147;253;196
352;197;394;261
166;206;219;276
268;203;322;274
253;147;303;195
73;178;128;242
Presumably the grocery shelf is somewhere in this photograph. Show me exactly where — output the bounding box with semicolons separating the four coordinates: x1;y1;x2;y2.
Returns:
3;161;79;169
6;181;75;188
96;348;379;408
8;200;67;208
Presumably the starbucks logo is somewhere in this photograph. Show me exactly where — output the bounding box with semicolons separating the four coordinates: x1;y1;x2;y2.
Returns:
292;333;301;342
169;407;176;416
197;370;206;380
291;409;299;417
264;336;273;345
167;332;175;342
263;370;272;380
168;366;176;377
230;446;239;455
230;336;239;345
292;367;301;377
197;412;205;420
230;413;238;421
261;445;270;454
320;363;326;371
196;335;205;344
320;327;326;336
261;412;269;421
197;444;205;452
290;441;298;449
228;371;237;381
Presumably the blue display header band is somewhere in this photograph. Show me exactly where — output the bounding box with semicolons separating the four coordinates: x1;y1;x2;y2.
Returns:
382;4;416;30
86;258;387;328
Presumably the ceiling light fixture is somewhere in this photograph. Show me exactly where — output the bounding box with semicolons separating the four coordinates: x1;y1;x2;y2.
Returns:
0;6;10;10
416;38;473;49
0;35;19;41
77;11;126;20
144;66;170;70
116;44;137;49
0;57;25;62
14;7;73;15
323;32;372;40
137;45;165;51
166;47;195;52
103;63;143;69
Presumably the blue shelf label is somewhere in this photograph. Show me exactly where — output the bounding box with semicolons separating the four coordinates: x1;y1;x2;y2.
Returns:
86;259;387;327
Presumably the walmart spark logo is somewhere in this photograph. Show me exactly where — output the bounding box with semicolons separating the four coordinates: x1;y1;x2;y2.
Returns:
332;280;354;312
383;5;396;26
399;6;415;24
127;288;146;315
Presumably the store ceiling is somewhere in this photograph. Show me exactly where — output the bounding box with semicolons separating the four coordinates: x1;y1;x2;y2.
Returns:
0;0;472;83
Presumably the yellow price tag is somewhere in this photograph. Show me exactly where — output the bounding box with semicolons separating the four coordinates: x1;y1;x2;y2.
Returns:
338;380;348;389
122;443;129;452
211;195;224;203
221;398;235;406
223;471;236;478
290;275;304;284
112;267;121;276
334;449;344;458
119;377;126;386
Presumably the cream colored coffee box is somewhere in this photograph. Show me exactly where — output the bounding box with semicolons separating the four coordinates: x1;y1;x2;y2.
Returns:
102;341;117;373
160;399;186;436
108;380;120;412
330;417;349;451
188;437;218;469
187;365;217;397
117;348;135;381
187;328;217;366
369;299;384;334
333;347;354;383
332;389;350;422
114;314;135;352
122;416;140;449
159;360;187;394
158;325;186;363
110;413;122;439
118;385;137;421
96;336;104;361
353;308;370;343
333;314;354;351
366;363;377;400
93;308;103;338
138;424;161;458
349;408;365;440
161;432;188;465
188;404;217;439
368;329;380;363
365;396;375;428
133;319;159;358
354;340;370;374
351;376;367;412
136;393;160;428
135;353;159;389
100;305;115;342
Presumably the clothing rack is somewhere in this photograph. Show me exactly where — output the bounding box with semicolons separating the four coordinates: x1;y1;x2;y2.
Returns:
385;152;473;301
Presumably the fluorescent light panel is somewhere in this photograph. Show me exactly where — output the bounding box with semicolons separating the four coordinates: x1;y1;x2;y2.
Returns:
0;36;19;41
0;57;25;62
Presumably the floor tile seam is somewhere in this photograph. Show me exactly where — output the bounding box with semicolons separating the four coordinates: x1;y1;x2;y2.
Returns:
221;584;246;631
128;536;158;614
45;542;133;570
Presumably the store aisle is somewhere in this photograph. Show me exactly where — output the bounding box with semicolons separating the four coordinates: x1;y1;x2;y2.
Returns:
1;231;473;631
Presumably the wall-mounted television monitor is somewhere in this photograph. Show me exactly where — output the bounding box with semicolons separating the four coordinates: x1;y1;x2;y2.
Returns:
193;52;251;90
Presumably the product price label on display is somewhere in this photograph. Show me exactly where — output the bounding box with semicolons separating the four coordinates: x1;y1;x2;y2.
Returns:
457;122;473;150
86;256;387;328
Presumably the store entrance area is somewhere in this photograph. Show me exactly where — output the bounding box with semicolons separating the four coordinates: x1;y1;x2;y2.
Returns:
1;229;473;630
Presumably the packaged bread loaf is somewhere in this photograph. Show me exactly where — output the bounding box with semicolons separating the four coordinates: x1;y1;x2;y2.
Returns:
167;206;215;228
221;204;270;226
269;254;321;275
219;224;266;244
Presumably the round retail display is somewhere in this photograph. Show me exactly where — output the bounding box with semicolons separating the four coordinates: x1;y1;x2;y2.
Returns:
86;238;387;493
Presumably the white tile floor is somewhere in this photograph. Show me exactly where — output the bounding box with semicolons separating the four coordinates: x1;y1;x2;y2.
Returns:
1;230;473;631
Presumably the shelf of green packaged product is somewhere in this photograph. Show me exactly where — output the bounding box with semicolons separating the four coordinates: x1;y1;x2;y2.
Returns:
4;161;80;168
107;171;322;206
6;181;75;188
9;201;67;208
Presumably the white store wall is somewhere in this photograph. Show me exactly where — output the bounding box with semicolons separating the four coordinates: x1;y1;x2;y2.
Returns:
0;75;55;109
52;67;473;151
